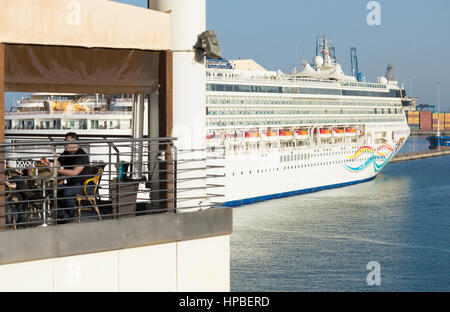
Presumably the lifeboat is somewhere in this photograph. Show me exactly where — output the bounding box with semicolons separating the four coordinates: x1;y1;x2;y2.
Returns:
345;128;357;136
294;130;309;140
244;131;260;142
333;128;345;137
262;130;278;140
319;129;332;138
226;131;244;143
279;130;293;140
206;132;224;146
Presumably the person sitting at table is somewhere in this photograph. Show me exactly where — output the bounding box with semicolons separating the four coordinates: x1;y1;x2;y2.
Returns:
4;168;46;228
42;132;93;222
4;177;24;228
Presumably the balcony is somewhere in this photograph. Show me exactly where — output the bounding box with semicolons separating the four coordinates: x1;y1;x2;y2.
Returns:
0;136;230;267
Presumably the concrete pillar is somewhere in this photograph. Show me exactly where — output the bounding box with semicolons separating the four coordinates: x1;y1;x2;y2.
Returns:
148;0;208;212
0;43;5;229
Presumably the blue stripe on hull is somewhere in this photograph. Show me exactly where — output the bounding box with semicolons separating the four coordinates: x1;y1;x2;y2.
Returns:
220;176;376;207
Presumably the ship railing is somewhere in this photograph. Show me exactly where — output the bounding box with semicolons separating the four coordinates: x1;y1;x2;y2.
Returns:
0;136;222;232
5;111;132;116
206;73;339;86
340;81;387;89
206;69;389;90
16;100;49;104
16;99;77;105
220;144;313;156
206;68;339;84
8;126;131;131
114;98;134;102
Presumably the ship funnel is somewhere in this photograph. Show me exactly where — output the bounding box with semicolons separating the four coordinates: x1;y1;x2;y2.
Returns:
385;64;397;81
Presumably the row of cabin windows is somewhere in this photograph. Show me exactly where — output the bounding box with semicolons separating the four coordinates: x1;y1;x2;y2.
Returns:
205;71;387;90
280;150;364;162
280;147;375;162
206;108;400;115
6;119;131;130
206;84;402;98
231;157;372;176
206;96;400;107
225;143;387;156
341;82;387;89
207;117;405;127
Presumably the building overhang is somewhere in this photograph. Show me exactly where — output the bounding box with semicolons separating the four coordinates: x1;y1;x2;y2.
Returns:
0;0;170;50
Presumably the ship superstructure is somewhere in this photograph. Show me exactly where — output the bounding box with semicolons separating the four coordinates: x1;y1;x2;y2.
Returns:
206;41;410;206
5;93;134;136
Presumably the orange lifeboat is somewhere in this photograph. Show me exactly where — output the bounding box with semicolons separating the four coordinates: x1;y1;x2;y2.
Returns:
226;131;244;143
262;130;278;140
345;128;357;136
244;131;260;141
279;130;293;140
333;128;345;137
319;129;332;138
294;130;309;140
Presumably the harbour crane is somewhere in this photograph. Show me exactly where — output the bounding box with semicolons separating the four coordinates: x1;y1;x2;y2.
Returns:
350;47;363;82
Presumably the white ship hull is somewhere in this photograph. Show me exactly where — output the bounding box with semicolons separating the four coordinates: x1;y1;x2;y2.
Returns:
209;135;406;206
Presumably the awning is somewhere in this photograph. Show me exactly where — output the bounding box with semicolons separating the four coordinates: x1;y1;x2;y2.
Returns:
5;44;160;94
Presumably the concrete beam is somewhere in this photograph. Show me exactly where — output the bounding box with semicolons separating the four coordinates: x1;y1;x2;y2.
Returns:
0;0;170;50
0;207;232;265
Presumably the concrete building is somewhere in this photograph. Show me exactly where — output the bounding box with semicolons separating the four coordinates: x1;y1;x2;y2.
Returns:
0;0;231;292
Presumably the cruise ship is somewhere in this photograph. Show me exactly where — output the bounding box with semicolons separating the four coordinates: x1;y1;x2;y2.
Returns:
4;38;410;207
205;40;410;206
5;93;134;136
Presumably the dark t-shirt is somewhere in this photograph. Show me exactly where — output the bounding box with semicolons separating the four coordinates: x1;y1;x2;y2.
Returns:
58;148;90;185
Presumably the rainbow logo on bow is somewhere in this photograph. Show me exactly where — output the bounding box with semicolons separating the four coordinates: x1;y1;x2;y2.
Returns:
344;137;405;173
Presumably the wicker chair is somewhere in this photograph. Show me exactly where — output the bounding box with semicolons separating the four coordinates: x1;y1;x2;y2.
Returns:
76;165;105;223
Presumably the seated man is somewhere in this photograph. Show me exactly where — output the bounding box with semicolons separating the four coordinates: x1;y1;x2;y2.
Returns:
4;168;44;228
4;177;22;228
42;132;92;221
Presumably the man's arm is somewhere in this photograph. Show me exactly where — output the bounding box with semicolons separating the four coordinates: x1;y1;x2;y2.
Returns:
57;166;84;177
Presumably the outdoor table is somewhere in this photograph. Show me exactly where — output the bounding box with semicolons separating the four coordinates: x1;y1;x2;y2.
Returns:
31;164;62;227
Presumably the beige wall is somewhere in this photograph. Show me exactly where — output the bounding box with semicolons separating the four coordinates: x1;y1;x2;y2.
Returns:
0;0;170;50
0;235;230;292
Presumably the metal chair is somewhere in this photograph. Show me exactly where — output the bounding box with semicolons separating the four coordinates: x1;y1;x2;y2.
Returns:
76;165;105;223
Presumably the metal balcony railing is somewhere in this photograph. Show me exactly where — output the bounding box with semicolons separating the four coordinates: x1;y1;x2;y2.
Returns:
0;136;221;231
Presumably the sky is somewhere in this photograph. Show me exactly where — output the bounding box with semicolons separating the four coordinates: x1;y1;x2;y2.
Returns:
5;0;450;112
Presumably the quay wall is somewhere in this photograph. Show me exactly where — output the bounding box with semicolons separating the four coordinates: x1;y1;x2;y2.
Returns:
391;149;450;163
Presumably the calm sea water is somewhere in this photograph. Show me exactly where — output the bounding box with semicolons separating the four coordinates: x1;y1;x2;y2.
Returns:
397;135;431;154
230;138;450;291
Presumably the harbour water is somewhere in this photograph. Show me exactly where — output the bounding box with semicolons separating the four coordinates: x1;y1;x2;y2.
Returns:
397;136;430;154
230;138;450;291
